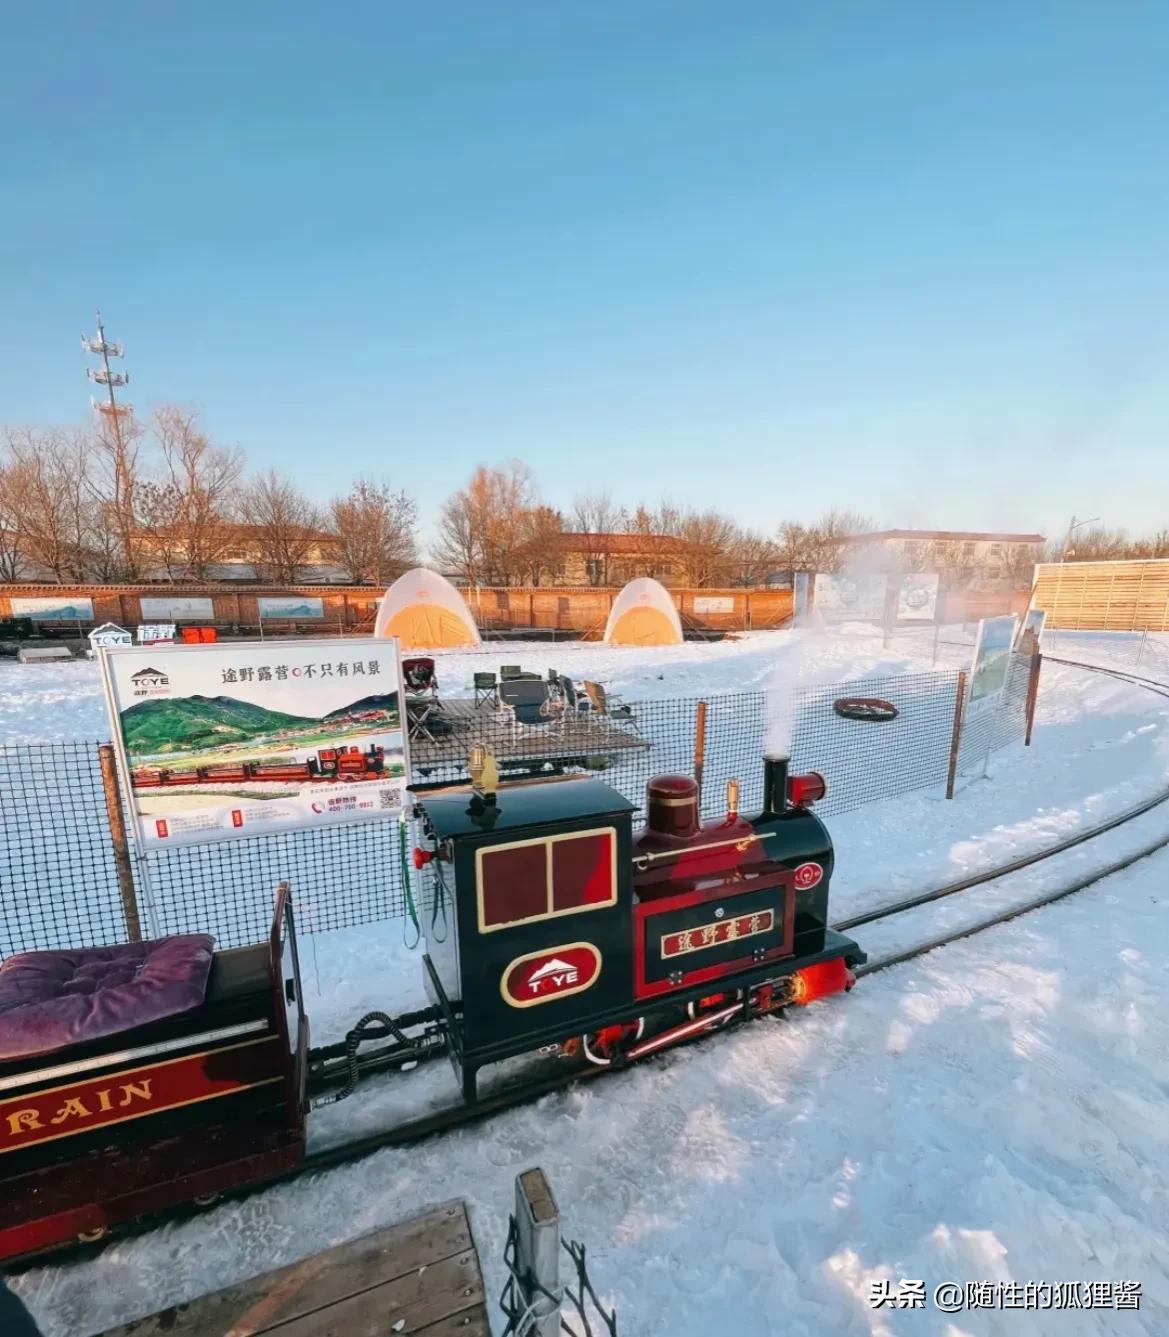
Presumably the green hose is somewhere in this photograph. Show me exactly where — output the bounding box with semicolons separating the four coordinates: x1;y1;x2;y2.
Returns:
399;815;421;949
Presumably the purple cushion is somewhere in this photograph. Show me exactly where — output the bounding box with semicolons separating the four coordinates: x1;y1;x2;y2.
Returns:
0;935;216;1061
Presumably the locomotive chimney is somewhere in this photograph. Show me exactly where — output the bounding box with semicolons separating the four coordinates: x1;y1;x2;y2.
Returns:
763;753;789;815
645;774;701;838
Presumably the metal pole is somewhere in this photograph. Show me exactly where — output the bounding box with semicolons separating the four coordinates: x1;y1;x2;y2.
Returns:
694;700;707;805
1024;652;1043;746
945;671;966;800
98;742;142;941
514;1168;562;1337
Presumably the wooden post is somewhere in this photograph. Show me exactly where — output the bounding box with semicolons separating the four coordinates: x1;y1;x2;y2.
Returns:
98;743;142;942
514;1168;561;1336
694;700;707;803
1024;652;1043;746
945;671;967;800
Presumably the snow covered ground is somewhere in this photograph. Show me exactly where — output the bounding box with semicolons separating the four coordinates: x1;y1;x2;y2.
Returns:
4;629;1169;1335
13;844;1169;1337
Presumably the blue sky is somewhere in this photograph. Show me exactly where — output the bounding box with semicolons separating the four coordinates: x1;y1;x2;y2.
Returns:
2;2;1167;544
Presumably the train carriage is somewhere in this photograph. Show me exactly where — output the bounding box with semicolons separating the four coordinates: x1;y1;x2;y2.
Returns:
0;890;307;1260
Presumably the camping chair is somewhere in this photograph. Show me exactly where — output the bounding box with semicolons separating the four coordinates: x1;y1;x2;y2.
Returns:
499;665;523;682
406;695;440;744
402;657;438;696
498;677;550;726
583;680;636;723
473;671;498;708
559;676;592;715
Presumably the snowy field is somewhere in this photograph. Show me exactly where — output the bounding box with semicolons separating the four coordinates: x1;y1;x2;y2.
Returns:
4;628;1169;1335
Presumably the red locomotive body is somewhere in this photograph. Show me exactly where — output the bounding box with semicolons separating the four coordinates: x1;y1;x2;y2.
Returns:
632;775;797;1001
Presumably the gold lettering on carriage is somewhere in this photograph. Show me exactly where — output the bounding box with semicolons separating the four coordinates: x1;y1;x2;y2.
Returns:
5;1080;154;1137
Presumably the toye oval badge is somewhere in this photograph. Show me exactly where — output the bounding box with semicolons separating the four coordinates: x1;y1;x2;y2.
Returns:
794;861;824;890
500;943;602;1008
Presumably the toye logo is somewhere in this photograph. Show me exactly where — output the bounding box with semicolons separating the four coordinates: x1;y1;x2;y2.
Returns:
794;861;824;890
500;943;602;1008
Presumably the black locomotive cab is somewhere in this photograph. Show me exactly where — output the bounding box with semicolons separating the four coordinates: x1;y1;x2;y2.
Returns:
414;779;637;1101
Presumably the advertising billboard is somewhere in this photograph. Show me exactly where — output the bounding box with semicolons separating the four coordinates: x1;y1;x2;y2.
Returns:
896;573;940;622
968;615;1019;718
10;596;94;622
813;573;888;624
692;596;734;614
140;596;215;621
99;638;408;849
258;596;325;619
1015;608;1046;656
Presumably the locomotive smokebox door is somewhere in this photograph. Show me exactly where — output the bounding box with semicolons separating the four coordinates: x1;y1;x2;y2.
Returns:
414;779;636;1098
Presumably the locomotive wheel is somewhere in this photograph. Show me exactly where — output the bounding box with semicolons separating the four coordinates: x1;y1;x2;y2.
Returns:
581;1018;645;1067
685;990;743;1029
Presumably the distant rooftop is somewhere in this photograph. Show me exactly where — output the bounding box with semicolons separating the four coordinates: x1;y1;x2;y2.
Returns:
843;529;1046;544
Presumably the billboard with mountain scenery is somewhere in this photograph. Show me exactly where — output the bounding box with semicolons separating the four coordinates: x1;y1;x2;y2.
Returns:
258;596;325;619
10;596;95;622
968;615;1019;718
99;638;407;848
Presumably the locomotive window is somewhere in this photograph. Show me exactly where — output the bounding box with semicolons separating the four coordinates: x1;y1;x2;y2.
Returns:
479;843;547;929
476;827;618;932
551;832;614;911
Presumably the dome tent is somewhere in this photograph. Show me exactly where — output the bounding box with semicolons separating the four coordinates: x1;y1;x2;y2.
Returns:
373;568;480;649
602;577;684;647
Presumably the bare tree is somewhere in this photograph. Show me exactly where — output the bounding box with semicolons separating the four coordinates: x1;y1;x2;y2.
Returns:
149;406;245;579
2;428;99;581
0;455;26;580
570;491;621;585
87;410;146;578
515;505;566;585
329;478;418;584
237;470;325;582
617;503;685;581
433;461;540;585
675;509;741;586
735;528;779;586
779;510;879;573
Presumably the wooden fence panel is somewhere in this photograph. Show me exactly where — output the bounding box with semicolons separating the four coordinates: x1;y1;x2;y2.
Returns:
1031;560;1169;631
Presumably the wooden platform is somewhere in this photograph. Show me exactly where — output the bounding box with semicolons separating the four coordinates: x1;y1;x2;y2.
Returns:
411;695;649;776
100;1201;490;1337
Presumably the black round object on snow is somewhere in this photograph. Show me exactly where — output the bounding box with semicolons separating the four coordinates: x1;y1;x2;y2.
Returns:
833;696;899;722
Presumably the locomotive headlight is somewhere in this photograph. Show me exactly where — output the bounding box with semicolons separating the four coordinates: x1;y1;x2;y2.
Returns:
788;771;828;806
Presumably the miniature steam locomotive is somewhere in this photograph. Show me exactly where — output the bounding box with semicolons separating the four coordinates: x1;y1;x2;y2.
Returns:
0;756;862;1262
413;755;863;1100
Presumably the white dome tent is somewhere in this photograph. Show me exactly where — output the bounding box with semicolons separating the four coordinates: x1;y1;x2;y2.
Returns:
373;568;481;650
602;577;684;647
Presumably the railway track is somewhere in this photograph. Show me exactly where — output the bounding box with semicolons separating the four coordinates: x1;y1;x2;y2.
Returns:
12;652;1169;1273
